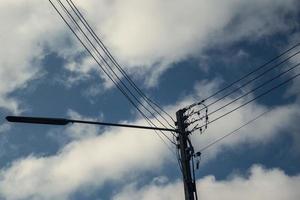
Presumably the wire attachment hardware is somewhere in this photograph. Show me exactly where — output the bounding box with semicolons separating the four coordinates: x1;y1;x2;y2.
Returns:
193;152;202;170
184;101;209;134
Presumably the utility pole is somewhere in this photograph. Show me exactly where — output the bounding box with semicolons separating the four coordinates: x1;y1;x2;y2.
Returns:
176;109;197;200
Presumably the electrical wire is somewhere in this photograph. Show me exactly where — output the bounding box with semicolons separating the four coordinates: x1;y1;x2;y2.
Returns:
189;50;300;116
55;0;174;134
67;0;175;123
207;62;300;117
58;2;178;159
49;0;179;163
200;89;300;151
56;2;178;160
54;0;174;134
66;0;175;126
185;42;300;110
199;109;271;152
193;72;300;132
49;0;175;146
188;62;299;131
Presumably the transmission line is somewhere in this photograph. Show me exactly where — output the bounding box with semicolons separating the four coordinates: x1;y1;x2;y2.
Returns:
55;0;173;132
186;42;300;110
61;2;177;152
193;72;300;132
67;0;175;124
54;1;179;158
187;62;300;130
63;0;175;128
188;50;300;116
200;90;300;152
207;62;300;117
50;0;173;141
199;109;271;152
49;0;178;161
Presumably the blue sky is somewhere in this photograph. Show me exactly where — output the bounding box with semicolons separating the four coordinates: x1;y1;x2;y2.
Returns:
0;0;300;199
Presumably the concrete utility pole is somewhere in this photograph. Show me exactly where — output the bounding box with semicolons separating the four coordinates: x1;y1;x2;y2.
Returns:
176;109;197;200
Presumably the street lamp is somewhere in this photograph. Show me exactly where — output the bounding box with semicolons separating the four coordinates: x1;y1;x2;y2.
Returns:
6;116;178;132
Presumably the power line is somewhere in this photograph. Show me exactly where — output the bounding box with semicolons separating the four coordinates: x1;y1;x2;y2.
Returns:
55;0;170;130
189;50;300;115
193;72;300;132
50;1;166;134
207;62;300;116
55;0;176;147
199;109;271;152
187;62;300;129
53;1;179;159
66;0;175;124
186;42;300;110
199;89;300;152
63;0;175;128
49;0;178;161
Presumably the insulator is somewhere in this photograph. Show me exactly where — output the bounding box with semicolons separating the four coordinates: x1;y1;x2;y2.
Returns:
195;152;201;157
183;115;189;121
183;123;189;129
196;160;200;169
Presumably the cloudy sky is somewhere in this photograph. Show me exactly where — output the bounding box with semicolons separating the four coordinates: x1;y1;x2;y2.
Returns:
0;0;300;199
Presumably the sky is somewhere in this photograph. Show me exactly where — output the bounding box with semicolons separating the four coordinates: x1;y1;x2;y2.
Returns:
0;0;300;199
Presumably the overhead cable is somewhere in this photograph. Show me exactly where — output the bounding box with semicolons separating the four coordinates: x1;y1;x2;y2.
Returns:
67;0;175;124
64;0;175;128
189;50;300;115
55;0;173;132
193;72;300;132
199;109;271;152
186;42;300;110
49;0;177;157
207;62;300;116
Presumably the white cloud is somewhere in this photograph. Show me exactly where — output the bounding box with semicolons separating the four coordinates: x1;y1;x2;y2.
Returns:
113;165;300;200
0;0;73;113
100;0;297;63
